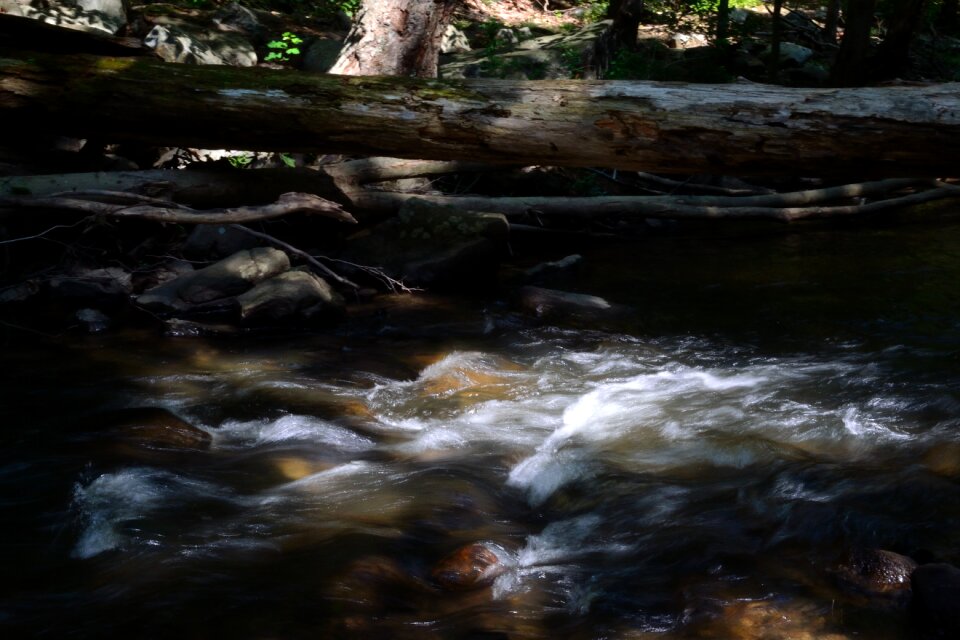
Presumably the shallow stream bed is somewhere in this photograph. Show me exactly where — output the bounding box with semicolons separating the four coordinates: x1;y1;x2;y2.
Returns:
2;221;960;639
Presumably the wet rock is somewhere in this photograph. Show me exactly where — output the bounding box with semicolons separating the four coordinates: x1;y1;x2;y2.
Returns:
0;279;41;304
431;542;505;591
516;285;630;326
343;199;508;291
692;598;849;640
96;407;212;453
523;254;582;287
137;247;289;315
922;442;960;476
75;307;111;332
236;269;344;325
836;548;917;598
911;563;960;637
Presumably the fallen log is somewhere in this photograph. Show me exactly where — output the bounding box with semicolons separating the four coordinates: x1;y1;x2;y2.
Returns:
2;50;959;177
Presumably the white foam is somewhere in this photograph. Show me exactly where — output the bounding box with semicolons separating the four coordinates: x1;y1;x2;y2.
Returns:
72;468;235;559
214;414;375;451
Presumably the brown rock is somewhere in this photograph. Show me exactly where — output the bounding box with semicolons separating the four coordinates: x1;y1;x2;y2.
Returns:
101;407;212;452
836;548;917;598
431;542;504;591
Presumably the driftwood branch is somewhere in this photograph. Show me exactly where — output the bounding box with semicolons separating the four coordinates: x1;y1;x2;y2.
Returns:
0;191;357;225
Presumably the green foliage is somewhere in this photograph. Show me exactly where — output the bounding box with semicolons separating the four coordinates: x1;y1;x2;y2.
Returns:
228;153;253;169
279;152;297;168
265;31;304;62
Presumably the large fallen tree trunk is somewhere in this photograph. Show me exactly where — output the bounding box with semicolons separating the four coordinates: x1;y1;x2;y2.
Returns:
2;50;959;178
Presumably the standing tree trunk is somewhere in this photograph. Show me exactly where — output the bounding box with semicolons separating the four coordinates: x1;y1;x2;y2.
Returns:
824;0;841;43
330;0;458;77
940;0;960;34
873;0;927;76
768;0;784;81
830;0;877;86
716;0;731;49
606;0;645;51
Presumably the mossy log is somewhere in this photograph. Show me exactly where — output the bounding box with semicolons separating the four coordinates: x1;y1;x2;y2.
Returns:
2;50;959;177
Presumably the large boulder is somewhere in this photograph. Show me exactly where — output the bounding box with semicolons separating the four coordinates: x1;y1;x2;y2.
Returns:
236;269;344;325
136;247;289;315
343;199;509;290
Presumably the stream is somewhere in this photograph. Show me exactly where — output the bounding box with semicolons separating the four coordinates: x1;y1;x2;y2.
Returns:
2;219;960;639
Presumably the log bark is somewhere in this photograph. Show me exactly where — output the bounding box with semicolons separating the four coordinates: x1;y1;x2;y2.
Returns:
2;50;959;177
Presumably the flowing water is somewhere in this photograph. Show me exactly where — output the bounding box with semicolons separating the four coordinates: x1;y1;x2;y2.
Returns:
2;220;960;639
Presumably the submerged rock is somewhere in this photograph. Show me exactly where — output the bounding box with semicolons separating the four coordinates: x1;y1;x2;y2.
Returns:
137;247;289;315
911;563;960;637
431;542;505;591
836;548;917;599
516;285;630;326
90;407;212;457
75;307;111;333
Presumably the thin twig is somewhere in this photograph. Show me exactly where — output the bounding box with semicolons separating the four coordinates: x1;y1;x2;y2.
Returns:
228;224;361;290
0;217;92;245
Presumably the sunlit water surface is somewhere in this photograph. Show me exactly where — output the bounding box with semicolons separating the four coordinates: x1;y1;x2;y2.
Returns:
2;221;960;639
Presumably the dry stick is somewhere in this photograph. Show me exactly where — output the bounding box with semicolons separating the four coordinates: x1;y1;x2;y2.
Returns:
228;224;361;291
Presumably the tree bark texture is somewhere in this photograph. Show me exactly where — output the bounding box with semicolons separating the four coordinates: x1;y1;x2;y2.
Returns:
330;0;458;77
2;51;959;178
874;0;928;75
831;0;877;86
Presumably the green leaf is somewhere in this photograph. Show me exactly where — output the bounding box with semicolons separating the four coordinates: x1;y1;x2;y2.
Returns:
286;48;301;56
280;153;296;168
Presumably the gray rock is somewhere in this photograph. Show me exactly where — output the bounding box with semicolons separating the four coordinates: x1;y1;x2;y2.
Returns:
182;224;261;260
303;38;344;73
769;42;814;66
0;0;25;16
671;32;709;50
75;308;111;332
441;24;471;54
911;563;960;637
236;269;344;325
442;20;611;80
144;24;257;66
137;247;289;314
21;0;126;35
523;254;583;286
212;1;263;41
495;28;519;46
48;267;132;304
0;280;40;304
517;286;616;320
